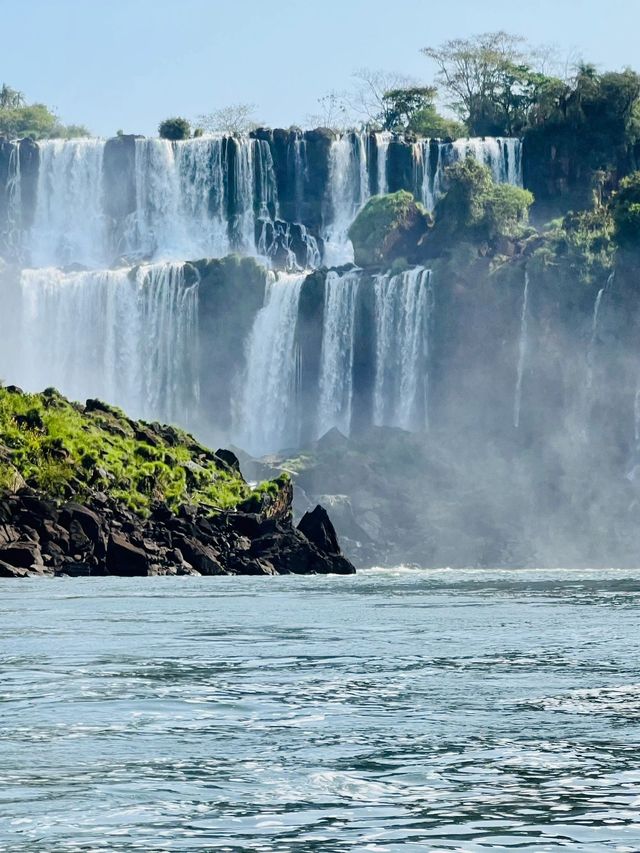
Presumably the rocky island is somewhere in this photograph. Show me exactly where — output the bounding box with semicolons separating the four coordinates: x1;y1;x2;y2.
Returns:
0;386;355;577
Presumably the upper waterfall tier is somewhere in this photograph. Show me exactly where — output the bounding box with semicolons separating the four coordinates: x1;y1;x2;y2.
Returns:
0;132;522;269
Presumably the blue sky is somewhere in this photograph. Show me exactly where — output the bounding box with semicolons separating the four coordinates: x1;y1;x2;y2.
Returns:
4;0;640;137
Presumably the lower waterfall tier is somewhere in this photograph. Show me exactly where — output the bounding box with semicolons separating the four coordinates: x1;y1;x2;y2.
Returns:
1;249;639;569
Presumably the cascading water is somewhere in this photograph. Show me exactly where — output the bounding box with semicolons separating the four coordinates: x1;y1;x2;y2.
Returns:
375;132;391;195
16;262;199;424
3;142;22;259
30;138;107;267
373;267;435;431
235;272;305;456
513;271;530;429
316;270;361;438
586;271;614;395
412;137;523;211
5;132;523;270
322;133;371;266
413;140;444;212
291;136;308;222
452;137;522;186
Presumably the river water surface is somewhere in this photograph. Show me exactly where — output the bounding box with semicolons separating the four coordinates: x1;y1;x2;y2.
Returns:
1;569;640;851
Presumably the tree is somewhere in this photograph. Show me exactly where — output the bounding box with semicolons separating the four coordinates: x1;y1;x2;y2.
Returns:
0;84;25;110
347;68;417;127
0;94;89;140
422;32;536;135
305;91;351;131
158;117;191;140
379;86;465;137
197;103;260;135
380;86;437;131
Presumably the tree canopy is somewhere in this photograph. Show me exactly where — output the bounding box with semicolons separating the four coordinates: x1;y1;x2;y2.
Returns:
158;117;191;140
0;83;89;140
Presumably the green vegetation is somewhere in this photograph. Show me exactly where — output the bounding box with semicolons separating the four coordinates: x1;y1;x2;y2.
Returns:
379;86;465;138
158;117;191;140
434;158;533;242
0;386;261;515
611;171;640;249
0;83;89;139
348;190;430;267
238;473;291;514
529;208;615;285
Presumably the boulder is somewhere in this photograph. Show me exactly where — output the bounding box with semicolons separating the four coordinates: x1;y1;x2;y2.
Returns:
297;505;341;555
0;560;29;578
0;541;43;569
106;533;149;576
172;534;225;575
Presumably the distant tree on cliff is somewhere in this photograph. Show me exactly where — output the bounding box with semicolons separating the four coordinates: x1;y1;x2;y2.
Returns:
0;83;89;139
346;68;417;126
380;86;466;138
158;117;191;140
305;91;351;131
422;32;541;135
0;84;25;110
197;103;260;135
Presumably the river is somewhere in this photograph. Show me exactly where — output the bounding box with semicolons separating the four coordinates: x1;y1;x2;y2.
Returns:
1;569;640;851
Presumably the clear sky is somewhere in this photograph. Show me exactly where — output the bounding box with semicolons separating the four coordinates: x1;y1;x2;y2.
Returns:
3;0;640;137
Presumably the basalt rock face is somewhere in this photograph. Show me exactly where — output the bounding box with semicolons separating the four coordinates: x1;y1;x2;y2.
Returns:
0;484;355;578
523;126;640;221
196;256;267;438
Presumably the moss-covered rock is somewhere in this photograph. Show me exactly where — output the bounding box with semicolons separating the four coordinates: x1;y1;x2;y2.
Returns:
0;385;252;515
348;190;430;268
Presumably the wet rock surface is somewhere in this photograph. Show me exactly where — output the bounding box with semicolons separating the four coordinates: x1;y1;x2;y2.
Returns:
0;483;355;579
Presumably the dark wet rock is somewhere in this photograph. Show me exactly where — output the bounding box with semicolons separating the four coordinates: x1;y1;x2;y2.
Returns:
0;560;29;578
0;471;355;579
298;505;340;555
106;532;149;576
215;448;240;472
0;540;42;569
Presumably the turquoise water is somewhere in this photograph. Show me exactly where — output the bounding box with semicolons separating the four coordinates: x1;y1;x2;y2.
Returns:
1;569;640;852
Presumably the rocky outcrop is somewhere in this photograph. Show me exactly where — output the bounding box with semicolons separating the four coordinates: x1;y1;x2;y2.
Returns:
0;482;355;578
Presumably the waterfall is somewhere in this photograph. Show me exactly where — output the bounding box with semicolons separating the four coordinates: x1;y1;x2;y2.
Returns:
131;138;188;261
513;271;530;429
5;133;524;269
452;137;523;186
16;262;199;425
131;137;233;261
373;267;435;431
3;142;22;259
586;271;614;395
30;139;107;267
316;270;361;437
413;137;523;211
235;272;305;456
375;132;391;195
413;140;444;212
291;136;308;222
322;133;371;266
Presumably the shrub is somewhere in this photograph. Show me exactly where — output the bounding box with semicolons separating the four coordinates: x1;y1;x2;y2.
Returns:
434;157;533;242
612;172;640;248
158;117;191;140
